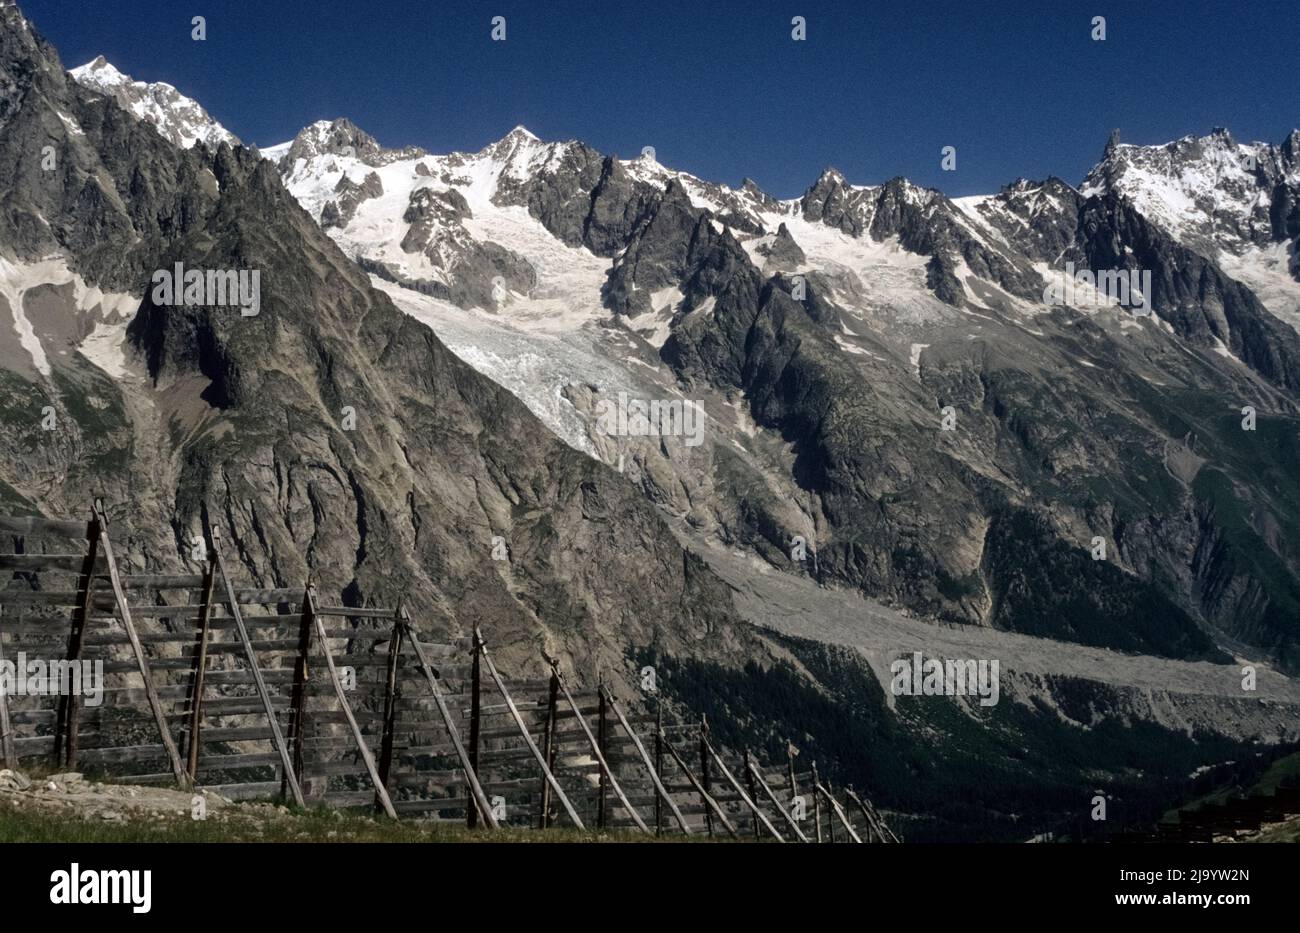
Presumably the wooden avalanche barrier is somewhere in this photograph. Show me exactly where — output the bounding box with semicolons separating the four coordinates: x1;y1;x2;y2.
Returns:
0;502;897;842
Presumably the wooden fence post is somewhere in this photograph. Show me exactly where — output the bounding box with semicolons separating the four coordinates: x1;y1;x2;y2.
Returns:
596;679;608;830
824;779;836;843
844;788;878;841
53;507;99;768
94;500;189;787
699;715;713;837
747;757;811;842
745;750;760;839
701;734;784;842
844;788;900;842
402;618;497;830
606;687;691;834
0;616;15;769
466;629;482;829
209;527;303;806
547;657;649;834
184;549;218;783
653;705;663;837
661;732;738;838
376;616;403;815
871;797;901;842
537;668;559;829
303;586;395;819
811;761;824;843
787;743;798;810
475;628;584;829
819;781;863;843
284;579;314;802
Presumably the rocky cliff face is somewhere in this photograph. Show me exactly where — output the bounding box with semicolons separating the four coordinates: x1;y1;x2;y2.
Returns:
1080;128;1300;260
5;0;1300;840
249;93;1300;673
69;55;239;150
0;1;749;686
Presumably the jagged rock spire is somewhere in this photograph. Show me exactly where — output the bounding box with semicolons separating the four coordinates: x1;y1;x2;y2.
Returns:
1104;128;1122;159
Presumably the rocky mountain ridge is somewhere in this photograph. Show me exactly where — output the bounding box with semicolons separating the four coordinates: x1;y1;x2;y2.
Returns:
2;4;1297;839
0;3;748;689
69;54;239;150
242;107;1300;675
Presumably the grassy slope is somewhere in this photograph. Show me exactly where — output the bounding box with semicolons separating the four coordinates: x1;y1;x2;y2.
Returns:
0;801;714;844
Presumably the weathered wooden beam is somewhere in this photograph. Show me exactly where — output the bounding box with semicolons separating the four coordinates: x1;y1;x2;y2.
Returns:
824;778;836;843
548;658;649;835
210;525;303;807
787;744;798;811
466;631;482;829
306;586;395;819
0;516;92;538
702;735;783;842
745;750;760;839
93;500;189;788
811;761;824;842
602;685;691;835
596;681;607;829
872;798;902;843
699;715;714;837
311;606;395;619
0;591;83;606
402;618;497;830
284;592;315;800
53;510;98;768
110;574;205;589
0;554;90;572
475;627;584;829
817;781;863;843
232;587;305;604
843;787;900;842
537;669;559;829
661;731;737;837
746;757;811;843
0;623;15;769
375;617;402;814
842;788;878;841
653;705;663;837
184;554;218;782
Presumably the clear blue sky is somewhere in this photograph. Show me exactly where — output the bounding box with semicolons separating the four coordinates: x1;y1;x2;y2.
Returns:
21;0;1300;197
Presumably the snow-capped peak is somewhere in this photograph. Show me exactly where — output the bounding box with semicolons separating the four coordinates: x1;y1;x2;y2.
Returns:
1079;127;1300;252
271;117;426;169
70;55;128;88
815;167;848;186
70;56;239;150
504;124;538;141
1077;128;1300;334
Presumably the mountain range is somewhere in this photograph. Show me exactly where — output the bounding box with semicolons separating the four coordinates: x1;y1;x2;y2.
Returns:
2;0;1299;839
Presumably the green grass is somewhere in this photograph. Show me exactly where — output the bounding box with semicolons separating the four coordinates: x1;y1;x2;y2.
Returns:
1248;750;1300;797
1160;748;1300;824
0;800;716;844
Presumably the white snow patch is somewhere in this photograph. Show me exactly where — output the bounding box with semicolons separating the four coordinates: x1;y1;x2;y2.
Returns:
70;57;238;149
57;111;85;137
0;255;140;379
79;321;130;378
0;255;54;376
374;278;644;456
1217;242;1300;334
